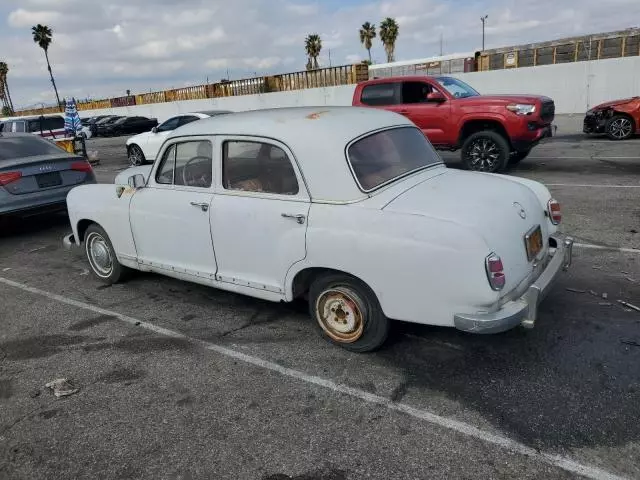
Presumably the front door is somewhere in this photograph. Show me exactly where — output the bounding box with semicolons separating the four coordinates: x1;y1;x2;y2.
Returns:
130;138;218;279
210;137;309;294
143;116;182;160
398;81;451;146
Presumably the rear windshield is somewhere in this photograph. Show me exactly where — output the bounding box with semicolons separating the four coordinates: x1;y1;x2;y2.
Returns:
347;126;442;191
27;116;65;132
0;136;65;160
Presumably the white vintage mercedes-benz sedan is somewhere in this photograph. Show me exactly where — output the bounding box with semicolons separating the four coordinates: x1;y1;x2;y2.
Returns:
63;106;573;352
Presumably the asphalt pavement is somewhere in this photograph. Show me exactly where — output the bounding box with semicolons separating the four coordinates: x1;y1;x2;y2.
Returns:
0;115;639;480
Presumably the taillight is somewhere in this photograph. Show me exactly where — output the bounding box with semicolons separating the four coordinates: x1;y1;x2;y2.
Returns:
71;161;93;173
0;171;22;186
547;199;561;225
485;253;506;291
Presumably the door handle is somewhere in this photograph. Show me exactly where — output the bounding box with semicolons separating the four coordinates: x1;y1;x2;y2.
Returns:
281;213;306;224
190;201;209;212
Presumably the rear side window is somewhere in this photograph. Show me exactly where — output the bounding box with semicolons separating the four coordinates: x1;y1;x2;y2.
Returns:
360;83;398;106
27;117;64;132
0;135;65;160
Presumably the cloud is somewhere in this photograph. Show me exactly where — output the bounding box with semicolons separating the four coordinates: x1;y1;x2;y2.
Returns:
8;8;61;27
2;0;639;107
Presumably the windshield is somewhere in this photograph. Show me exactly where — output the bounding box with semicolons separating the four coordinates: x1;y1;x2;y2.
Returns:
347;126;442;191
436;77;480;98
0;135;65;160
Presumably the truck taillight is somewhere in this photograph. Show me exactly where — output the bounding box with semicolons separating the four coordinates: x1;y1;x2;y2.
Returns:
547;199;561;225
0;171;22;186
485;253;506;291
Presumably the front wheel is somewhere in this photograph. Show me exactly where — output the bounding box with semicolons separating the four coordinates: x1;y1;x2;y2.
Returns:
308;273;389;353
461;131;510;173
128;145;146;166
606;115;634;141
84;224;129;284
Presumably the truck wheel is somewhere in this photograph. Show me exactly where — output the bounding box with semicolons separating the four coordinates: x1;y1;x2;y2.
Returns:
606;115;634;141
508;148;531;165
308;273;389;353
461;131;510;173
84;224;130;284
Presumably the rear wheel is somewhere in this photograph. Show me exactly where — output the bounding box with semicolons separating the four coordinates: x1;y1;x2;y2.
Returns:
508;148;531;165
128;145;146;166
461;131;510;173
308;273;389;353
84;224;129;284
606;115;634;141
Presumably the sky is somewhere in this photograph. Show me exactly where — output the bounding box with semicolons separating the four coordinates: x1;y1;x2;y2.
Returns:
1;0;639;108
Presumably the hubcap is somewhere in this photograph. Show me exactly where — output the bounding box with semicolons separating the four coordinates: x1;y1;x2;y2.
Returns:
86;232;113;278
315;287;364;343
467;138;500;171
129;147;143;166
609;118;632;139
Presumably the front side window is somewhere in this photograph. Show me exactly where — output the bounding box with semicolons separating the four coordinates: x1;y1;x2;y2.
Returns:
157;117;181;132
435;77;480;98
360;83;398;106
155;141;212;188
156;144;176;185
401;82;434;104
347;127;442;191
223;140;299;195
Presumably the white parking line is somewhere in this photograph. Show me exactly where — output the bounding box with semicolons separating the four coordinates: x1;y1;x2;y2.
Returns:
574;243;640;254
0;276;628;480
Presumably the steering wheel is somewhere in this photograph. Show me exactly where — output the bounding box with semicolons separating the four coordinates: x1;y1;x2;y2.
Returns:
182;156;211;187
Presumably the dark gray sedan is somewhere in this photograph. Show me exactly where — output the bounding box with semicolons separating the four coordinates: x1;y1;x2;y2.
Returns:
0;133;96;216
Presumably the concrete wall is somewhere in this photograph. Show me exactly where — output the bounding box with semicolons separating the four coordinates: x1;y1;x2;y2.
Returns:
79;56;640;121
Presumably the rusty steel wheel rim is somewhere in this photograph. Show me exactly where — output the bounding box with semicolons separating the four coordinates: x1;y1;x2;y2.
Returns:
315;287;364;344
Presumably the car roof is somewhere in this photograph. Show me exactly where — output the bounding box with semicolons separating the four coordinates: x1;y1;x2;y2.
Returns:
168;106;414;202
361;75;443;84
194;109;234;116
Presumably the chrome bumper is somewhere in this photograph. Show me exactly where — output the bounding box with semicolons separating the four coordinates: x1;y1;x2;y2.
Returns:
63;233;78;250
454;234;574;334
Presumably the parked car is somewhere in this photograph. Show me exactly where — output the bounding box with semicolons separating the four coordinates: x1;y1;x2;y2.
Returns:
583;96;639;140
1;114;66;139
92;116;123;137
98;116;158;137
0;133;96;216
352;76;556;172
126;110;233;165
62;106;572;352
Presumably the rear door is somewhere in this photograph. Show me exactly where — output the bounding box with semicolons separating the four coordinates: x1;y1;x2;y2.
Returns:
358;82;402;113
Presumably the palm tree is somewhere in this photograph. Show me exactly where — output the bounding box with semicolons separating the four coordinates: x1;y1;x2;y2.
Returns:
379;17;399;63
31;24;62;110
359;22;376;63
0;62;15;113
304;34;322;70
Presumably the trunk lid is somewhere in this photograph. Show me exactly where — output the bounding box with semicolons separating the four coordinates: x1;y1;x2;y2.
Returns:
0;153;91;195
382;169;550;294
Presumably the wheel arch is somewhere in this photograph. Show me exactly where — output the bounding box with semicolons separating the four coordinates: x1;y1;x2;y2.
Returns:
458;118;511;148
288;266;375;301
76;219;101;243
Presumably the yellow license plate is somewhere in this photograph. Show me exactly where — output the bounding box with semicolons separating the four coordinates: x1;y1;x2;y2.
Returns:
525;225;543;261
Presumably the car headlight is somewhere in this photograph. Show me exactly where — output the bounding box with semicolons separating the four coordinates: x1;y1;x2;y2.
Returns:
506;104;536;115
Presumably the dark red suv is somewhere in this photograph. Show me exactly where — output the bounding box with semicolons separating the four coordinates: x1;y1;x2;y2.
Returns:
353;76;555;172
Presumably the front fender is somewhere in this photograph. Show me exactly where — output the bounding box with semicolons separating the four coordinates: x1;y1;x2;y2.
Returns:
114;165;153;185
66;184;137;261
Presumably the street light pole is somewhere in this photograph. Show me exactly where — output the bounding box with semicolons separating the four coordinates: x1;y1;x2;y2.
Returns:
481;15;488;51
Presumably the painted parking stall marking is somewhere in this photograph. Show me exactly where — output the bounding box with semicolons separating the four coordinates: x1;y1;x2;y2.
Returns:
0;275;630;480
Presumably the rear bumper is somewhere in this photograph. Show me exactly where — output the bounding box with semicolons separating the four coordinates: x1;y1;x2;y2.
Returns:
454;234;573;334
0;178;95;216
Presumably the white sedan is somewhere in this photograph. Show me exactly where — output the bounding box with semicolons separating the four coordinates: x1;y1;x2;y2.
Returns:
125;109;233;166
63;106;573;352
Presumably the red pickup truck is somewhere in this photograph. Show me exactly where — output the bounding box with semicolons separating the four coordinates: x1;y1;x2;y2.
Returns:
352;75;555;173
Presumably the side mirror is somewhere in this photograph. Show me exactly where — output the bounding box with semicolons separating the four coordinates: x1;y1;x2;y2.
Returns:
128;174;146;189
427;91;446;103
151;126;158;133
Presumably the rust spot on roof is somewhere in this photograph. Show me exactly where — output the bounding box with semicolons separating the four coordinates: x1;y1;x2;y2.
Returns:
306;110;329;120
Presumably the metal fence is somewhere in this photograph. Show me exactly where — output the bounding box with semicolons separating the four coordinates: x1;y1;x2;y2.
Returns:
14;63;368;116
